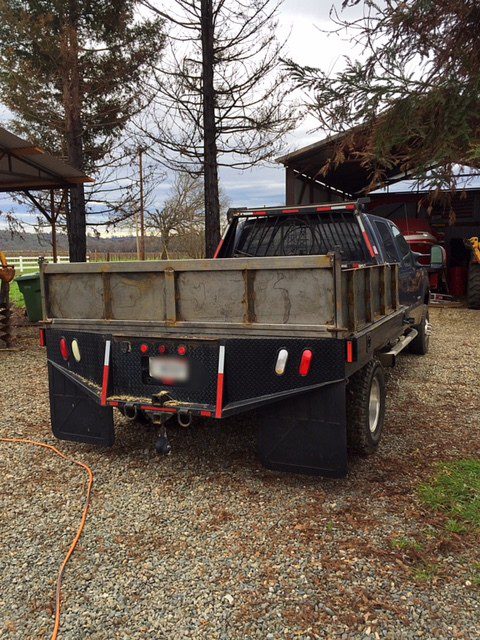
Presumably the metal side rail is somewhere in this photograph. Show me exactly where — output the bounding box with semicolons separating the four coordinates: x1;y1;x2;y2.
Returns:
378;329;418;367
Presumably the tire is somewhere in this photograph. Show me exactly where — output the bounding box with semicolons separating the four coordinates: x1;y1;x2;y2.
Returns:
409;309;430;355
467;263;480;309
347;359;386;456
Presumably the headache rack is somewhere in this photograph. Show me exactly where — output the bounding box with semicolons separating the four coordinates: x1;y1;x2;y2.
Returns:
222;201;375;263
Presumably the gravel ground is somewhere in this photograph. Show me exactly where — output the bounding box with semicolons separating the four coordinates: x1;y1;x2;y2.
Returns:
0;307;479;640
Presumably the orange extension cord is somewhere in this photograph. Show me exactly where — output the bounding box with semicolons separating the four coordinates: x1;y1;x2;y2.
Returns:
0;437;94;640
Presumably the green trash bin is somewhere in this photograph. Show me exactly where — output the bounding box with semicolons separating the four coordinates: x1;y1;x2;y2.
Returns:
16;273;43;323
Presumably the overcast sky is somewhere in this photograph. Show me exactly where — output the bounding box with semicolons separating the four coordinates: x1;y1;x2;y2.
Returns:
221;0;358;210
0;0;359;234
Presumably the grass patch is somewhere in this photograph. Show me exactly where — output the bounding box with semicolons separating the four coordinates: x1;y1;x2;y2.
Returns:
8;281;25;309
470;563;480;587
413;562;438;583
419;460;480;532
391;536;424;552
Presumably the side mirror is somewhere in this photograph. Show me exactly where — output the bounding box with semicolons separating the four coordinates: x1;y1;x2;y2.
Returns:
430;244;446;269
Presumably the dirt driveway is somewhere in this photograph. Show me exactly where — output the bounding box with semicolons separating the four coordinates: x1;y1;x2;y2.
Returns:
0;307;478;639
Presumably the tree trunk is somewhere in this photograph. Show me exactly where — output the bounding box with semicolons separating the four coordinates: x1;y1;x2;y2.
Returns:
201;0;220;258
62;1;87;263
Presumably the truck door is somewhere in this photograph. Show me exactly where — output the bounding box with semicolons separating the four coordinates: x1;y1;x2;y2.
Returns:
372;219;417;308
390;223;423;309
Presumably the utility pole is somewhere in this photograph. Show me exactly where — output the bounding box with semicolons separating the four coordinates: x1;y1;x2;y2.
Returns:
138;147;146;261
50;189;58;263
135;207;141;260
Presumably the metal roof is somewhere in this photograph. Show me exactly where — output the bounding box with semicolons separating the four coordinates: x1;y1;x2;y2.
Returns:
0;126;93;192
277;130;417;197
277;130;480;198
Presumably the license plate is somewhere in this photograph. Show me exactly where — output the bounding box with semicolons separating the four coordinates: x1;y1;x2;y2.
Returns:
149;357;189;382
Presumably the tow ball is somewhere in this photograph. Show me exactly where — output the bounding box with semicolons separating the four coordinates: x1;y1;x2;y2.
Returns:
153;411;193;455
155;425;172;456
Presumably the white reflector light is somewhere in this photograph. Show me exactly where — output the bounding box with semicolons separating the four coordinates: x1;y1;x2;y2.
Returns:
275;349;289;375
71;339;81;362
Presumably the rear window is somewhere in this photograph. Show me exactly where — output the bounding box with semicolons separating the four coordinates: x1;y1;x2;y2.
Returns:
232;212;371;262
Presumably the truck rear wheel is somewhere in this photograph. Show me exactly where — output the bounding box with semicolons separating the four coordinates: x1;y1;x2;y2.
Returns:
347;359;386;455
409;309;430;355
467;263;480;309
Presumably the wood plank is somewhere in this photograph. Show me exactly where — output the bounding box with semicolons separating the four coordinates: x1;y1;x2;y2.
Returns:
331;252;343;331
347;269;358;331
102;272;113;319
243;269;256;323
379;266;388;315
43;254;332;274
164;268;176;323
48;317;341;338
365;267;374;322
391;264;399;309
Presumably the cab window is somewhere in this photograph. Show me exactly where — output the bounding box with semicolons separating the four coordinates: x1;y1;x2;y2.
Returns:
373;220;399;263
391;224;414;265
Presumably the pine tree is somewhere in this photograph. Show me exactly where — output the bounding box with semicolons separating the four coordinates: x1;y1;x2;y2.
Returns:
0;0;165;261
286;0;480;194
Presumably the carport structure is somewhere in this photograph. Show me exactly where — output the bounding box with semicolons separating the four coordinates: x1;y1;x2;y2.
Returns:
0;126;92;348
0;125;93;261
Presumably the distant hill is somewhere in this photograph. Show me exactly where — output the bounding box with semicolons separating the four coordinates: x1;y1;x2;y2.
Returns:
1;230;164;255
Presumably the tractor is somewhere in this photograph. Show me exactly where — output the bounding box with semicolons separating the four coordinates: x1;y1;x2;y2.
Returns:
466;237;480;309
0;252;15;347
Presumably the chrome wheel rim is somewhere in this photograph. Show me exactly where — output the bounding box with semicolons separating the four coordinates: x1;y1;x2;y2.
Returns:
425;317;432;346
369;376;381;434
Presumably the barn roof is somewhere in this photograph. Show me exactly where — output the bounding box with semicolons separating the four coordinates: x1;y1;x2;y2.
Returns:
277;130;414;197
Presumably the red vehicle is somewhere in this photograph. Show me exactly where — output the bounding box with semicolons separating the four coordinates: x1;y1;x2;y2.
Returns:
394;220;447;293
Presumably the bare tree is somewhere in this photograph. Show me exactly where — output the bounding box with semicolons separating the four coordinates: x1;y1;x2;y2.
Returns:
147;173;204;258
139;0;298;257
147;172;230;258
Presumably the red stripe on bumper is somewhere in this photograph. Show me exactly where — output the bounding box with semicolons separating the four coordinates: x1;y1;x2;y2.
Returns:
215;372;224;419
100;365;110;406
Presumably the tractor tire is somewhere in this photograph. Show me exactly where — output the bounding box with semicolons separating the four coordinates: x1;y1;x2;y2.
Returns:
346;359;386;456
467;263;480;309
409;309;430;355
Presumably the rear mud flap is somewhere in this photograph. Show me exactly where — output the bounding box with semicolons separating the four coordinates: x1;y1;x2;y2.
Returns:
257;381;347;478
48;362;114;446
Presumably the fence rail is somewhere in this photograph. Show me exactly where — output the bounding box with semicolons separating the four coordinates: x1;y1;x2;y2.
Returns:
7;252;199;272
7;255;76;273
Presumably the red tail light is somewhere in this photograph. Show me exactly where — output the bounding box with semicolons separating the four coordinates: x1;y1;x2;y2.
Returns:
299;350;312;376
158;344;167;354
59;337;69;361
346;340;356;363
140;343;149;354
177;345;187;356
39;328;46;347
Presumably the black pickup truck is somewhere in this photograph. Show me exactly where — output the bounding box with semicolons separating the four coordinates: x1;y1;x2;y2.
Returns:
40;200;431;477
